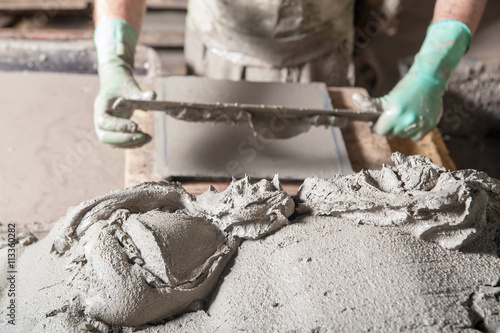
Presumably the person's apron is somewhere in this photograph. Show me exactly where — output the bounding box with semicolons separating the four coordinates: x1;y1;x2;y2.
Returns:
185;0;355;86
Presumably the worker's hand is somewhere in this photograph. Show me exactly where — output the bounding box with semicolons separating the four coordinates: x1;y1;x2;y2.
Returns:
353;20;471;140
94;67;156;148
94;19;156;148
352;72;442;140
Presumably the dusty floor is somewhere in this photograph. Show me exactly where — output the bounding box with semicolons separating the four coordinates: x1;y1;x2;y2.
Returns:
0;73;124;233
0;0;499;234
3;157;499;332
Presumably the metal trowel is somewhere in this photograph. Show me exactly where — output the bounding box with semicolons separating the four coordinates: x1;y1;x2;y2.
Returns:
113;96;381;122
112;77;381;128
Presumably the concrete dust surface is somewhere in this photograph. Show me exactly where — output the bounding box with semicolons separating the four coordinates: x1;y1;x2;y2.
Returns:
1;155;499;332
155;215;499;332
0;72;124;233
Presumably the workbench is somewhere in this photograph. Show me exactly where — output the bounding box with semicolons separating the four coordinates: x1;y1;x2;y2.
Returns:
125;87;456;194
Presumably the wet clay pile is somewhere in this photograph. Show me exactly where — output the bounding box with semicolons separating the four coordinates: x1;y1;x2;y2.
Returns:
295;152;499;250
1;177;292;332
1;154;500;332
440;58;500;178
440;58;500;137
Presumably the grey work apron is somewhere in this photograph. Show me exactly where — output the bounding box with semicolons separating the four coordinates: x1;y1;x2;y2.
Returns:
185;0;355;86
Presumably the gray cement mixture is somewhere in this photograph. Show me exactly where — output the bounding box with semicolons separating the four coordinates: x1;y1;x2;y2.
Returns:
1;154;500;333
440;58;500;179
440;58;500;138
295;152;499;250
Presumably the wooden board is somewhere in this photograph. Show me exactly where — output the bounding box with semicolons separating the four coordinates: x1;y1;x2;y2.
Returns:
0;13;16;27
388;130;456;171
125;86;455;195
140;11;185;48
0;0;186;11
0;11;185;48
0;0;90;11
147;0;187;10
156;49;187;76
329;87;393;171
0;28;93;40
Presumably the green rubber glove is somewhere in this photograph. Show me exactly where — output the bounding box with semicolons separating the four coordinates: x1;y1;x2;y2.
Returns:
94;19;156;148
353;20;471;140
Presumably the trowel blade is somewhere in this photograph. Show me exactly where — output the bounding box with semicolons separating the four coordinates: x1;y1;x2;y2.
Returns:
113;97;382;122
112;78;381;123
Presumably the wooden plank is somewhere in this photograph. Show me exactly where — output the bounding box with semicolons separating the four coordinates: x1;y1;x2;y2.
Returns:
329;87;393;171
0;13;17;27
0;28;183;48
140;11;185;48
0;14;93;40
388;129;457;170
329;87;455;171
0;28;93;40
125;111;162;187
156;49;187;76
139;29;184;48
0;0;90;11
0;11;185;48
147;0;187;10
0;0;187;11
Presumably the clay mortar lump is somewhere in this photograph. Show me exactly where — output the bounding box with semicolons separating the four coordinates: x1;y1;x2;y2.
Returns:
295;152;500;250
3;176;293;331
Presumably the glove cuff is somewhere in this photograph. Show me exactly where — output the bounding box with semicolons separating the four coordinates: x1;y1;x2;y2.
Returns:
94;18;138;70
430;20;472;49
409;20;471;88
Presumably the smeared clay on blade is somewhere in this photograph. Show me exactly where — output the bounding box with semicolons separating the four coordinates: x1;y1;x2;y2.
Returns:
113;96;381;139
